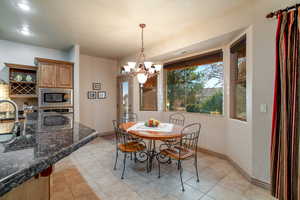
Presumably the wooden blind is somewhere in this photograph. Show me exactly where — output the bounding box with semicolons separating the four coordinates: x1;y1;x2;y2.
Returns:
164;49;223;71
230;35;246;54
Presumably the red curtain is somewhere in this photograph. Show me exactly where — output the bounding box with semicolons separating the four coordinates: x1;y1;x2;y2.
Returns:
271;9;300;200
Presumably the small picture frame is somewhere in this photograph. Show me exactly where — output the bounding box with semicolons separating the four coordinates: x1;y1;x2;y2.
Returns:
87;91;97;99
92;83;101;90
97;91;107;99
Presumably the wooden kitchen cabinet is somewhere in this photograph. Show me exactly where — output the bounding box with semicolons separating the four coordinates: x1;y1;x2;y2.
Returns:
56;64;73;88
36;58;73;88
38;63;57;88
0;176;50;200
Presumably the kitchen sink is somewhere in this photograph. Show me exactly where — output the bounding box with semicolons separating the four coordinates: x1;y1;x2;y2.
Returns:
0;122;21;143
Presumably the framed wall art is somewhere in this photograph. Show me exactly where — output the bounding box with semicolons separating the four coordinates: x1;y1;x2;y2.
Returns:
87;91;97;99
97;91;107;99
92;83;101;90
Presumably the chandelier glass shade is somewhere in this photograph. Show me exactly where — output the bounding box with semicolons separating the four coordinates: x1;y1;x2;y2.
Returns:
122;24;162;84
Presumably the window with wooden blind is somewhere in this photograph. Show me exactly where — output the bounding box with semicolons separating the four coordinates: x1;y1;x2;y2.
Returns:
164;50;224;114
230;35;246;121
139;75;158;111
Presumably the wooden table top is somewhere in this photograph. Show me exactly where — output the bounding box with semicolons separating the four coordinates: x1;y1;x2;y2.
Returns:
120;122;184;140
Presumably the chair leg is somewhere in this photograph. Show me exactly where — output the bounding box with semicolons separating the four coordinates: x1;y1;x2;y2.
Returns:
134;152;137;163
177;160;180;170
179;160;185;192
121;153;127;179
194;155;199;182
113;148;119;170
130;152;133;160
156;155;161;178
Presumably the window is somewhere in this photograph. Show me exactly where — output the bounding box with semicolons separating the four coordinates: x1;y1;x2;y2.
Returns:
230;35;246;121
165;50;224;114
140;75;158;111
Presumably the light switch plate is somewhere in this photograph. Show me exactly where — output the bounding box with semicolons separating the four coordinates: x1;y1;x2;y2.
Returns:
260;104;267;113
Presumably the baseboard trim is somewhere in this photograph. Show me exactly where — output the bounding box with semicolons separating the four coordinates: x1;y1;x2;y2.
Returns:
197;147;227;160
251;177;271;190
197;147;270;190
98;131;114;136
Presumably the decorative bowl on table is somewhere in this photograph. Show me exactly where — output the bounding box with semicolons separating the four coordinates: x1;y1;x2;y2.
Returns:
144;118;160;127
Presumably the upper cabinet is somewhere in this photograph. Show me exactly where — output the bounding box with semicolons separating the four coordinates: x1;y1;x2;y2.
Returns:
56;64;73;88
38;63;56;88
35;58;73;89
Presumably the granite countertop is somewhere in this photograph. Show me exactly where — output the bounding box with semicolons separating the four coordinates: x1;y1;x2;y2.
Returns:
0;112;98;197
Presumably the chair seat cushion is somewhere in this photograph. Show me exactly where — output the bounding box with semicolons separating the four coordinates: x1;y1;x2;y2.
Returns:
118;141;146;152
160;146;194;160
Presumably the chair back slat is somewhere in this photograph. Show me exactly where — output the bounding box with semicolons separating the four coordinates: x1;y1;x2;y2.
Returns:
169;113;185;126
180;123;201;156
112;120;130;145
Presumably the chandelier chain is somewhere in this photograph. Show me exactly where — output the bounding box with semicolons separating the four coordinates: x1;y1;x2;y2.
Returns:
141;26;144;52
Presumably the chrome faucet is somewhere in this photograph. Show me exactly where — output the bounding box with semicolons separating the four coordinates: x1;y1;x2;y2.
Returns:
0;99;19;122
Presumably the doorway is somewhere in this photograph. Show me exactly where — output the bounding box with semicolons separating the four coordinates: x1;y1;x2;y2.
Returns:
117;75;133;121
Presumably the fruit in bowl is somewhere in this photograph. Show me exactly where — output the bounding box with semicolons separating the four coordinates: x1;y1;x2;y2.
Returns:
145;118;160;127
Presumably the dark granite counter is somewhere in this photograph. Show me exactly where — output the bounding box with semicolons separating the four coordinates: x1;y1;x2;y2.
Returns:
0;112;98;197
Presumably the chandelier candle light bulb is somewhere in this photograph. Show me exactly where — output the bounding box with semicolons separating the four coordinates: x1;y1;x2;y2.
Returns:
122;24;163;85
123;65;131;72
128;62;136;69
137;73;148;85
154;64;162;71
144;62;153;69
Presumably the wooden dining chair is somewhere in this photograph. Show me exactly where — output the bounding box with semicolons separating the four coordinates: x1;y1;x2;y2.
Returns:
169;113;185;126
112;120;146;179
156;123;201;191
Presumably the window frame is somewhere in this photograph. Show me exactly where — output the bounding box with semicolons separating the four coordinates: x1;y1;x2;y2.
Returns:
139;75;158;111
163;50;224;115
230;34;247;121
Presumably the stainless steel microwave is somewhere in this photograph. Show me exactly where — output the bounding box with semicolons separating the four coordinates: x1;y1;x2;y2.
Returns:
39;88;73;108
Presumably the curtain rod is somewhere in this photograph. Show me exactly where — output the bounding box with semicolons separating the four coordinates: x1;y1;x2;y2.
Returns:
266;4;300;19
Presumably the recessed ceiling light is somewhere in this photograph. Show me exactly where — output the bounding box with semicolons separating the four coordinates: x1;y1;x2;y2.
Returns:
19;25;31;36
17;2;30;11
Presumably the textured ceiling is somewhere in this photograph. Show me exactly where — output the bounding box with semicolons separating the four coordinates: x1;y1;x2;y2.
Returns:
0;0;250;59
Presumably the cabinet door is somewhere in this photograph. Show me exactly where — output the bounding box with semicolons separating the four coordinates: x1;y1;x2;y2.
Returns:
56;64;73;88
38;63;56;88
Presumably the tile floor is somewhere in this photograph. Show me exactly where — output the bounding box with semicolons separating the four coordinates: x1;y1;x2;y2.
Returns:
51;136;276;200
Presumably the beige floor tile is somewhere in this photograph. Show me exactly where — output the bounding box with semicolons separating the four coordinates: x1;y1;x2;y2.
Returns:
185;176;218;193
207;185;248;200
244;185;275;200
218;171;251;194
199;167;227;183
200;195;216;200
171;184;205;200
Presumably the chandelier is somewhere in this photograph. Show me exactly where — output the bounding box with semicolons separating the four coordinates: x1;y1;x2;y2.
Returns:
122;24;162;85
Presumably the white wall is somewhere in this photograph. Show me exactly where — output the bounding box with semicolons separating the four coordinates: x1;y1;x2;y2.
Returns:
79;54;117;134
225;28;253;176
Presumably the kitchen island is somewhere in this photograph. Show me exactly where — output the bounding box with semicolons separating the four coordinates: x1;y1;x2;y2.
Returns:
0;112;98;199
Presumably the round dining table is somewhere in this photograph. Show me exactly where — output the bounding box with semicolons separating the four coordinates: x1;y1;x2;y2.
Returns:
120;121;184;172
